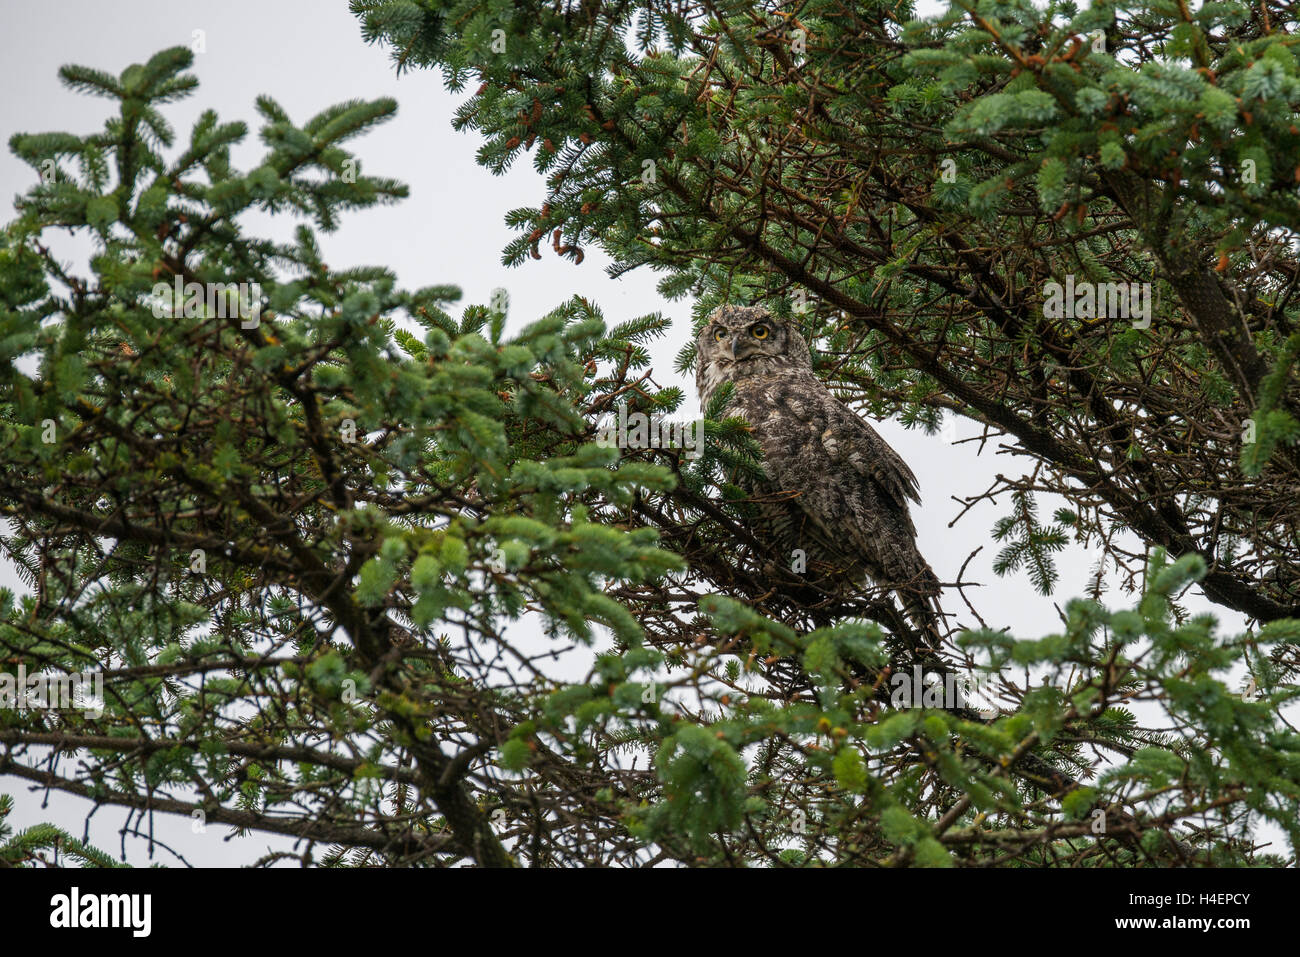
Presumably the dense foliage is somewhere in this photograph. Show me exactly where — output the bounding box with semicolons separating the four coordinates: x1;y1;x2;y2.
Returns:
3;0;1300;866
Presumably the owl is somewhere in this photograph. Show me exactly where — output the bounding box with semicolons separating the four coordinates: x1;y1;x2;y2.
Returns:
695;304;944;646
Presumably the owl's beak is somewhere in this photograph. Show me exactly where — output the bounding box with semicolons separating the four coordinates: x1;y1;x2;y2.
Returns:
730;335;759;361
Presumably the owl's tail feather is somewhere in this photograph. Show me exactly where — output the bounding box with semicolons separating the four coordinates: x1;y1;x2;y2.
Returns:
901;594;944;655
896;563;946;654
869;586;944;660
904;598;946;657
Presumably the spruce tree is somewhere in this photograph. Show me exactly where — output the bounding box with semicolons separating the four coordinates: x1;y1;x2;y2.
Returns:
1;0;1299;867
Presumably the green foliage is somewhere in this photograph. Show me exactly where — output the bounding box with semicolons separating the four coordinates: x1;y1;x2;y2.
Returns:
0;45;684;867
991;491;1070;595
5;0;1300;868
0;795;123;867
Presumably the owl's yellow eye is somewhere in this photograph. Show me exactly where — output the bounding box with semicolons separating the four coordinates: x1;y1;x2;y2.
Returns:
750;324;770;340
713;328;727;342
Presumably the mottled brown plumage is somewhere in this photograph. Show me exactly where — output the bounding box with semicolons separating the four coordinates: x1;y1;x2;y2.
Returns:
695;304;943;643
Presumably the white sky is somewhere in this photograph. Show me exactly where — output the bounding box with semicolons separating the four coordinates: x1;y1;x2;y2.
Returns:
0;0;1267;866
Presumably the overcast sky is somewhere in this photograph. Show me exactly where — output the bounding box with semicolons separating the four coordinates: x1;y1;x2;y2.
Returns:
0;0;1264;866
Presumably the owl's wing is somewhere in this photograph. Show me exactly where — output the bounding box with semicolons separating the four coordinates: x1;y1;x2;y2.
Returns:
820;398;921;511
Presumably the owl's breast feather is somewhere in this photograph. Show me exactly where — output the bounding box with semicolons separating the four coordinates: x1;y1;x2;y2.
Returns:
730;375;832;479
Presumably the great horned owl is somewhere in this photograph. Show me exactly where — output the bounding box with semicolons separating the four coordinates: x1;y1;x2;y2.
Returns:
695;304;944;645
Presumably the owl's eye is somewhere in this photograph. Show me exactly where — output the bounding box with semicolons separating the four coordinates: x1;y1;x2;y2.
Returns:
750;324;770;340
713;328;727;342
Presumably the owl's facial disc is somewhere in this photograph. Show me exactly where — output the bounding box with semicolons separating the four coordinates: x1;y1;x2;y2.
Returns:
724;321;773;361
